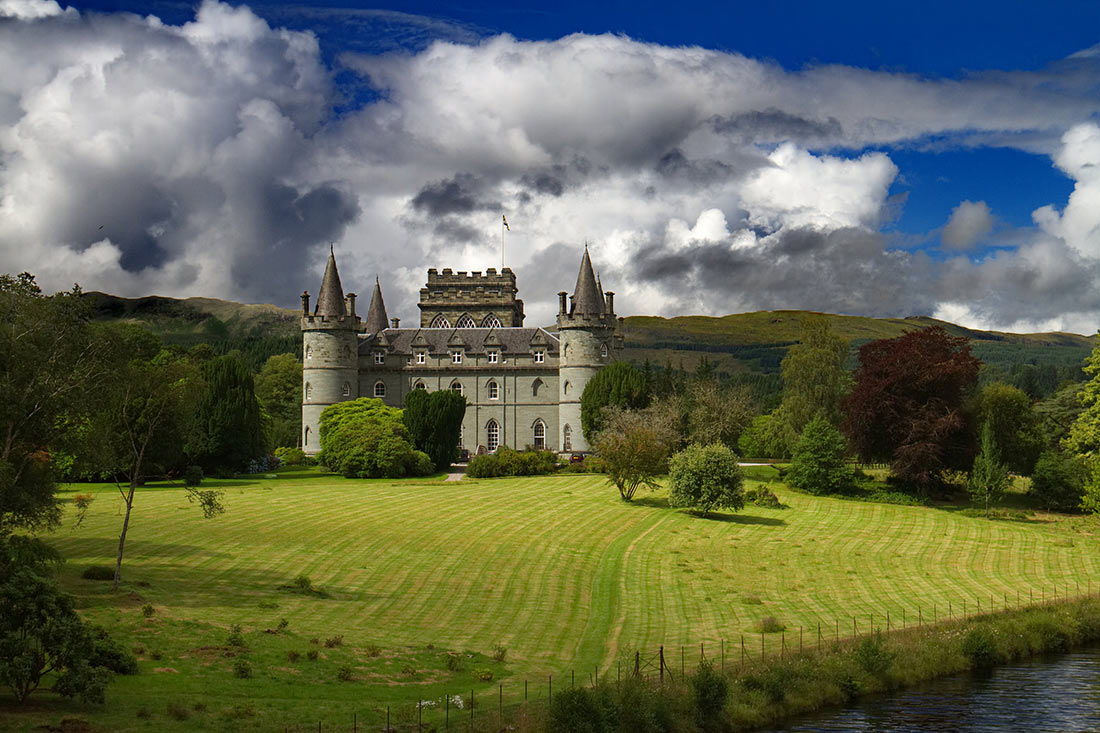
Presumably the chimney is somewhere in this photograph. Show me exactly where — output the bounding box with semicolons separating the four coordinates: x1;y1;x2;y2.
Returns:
605;291;614;315
301;290;310;315
558;291;567;315
346;292;357;316
391;317;400;328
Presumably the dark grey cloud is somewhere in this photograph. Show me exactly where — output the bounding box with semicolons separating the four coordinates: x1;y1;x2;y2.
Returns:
411;173;499;217
712;109;844;145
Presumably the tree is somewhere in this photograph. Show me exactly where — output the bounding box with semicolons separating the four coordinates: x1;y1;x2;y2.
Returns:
0;274;107;534
778;316;852;433
1036;383;1084;448
668;443;744;516
193;353;265;472
318;398;432;478
403;389;467;471
0;537;110;703
1030;449;1088;512
977;383;1044;475
844;326;980;494
786;416;854;495
255;353;302;450
737;413;795;459
580;362;650;441
1065;335;1100;460
686;380;757;452
968;420;1010;514
594;406;675;501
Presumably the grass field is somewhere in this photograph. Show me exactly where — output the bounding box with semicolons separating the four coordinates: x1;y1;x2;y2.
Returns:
4;467;1100;730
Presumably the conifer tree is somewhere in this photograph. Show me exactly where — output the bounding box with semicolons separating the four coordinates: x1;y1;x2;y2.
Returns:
193;353;265;472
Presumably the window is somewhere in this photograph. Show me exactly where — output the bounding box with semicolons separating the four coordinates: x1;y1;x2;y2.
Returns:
374;381;386;397
562;424;572;452
342;344;351;359
532;377;543;397
458;424;464;450
416;351;426;364
456;314;476;328
342;382;351;397
487;380;499;400
450;380;463;396
305;345;313;360
414;381;426;390
601;343;608;358
563;380;571;395
430;314;451;328
533;420;546;450
304;426;311;447
481;314;502;328
533;349;545;363
487;351;499;364
305;382;312;401
486;419;499;452
374;351;385;364
451;351;463;364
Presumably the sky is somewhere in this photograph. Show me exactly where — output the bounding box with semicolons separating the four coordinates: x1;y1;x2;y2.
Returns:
2;1;1100;332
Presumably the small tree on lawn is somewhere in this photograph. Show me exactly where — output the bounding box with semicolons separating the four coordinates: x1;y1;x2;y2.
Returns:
787;416;854;495
1030;449;1089;512
594;407;673;501
968;419;1009;515
668;443;744;517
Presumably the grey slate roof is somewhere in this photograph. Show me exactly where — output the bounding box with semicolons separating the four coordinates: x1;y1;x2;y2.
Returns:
363;278;388;334
571;247;604;316
360;327;559;356
314;247;347;317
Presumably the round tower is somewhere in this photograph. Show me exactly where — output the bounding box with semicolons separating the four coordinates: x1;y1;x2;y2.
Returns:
301;248;361;454
557;247;620;453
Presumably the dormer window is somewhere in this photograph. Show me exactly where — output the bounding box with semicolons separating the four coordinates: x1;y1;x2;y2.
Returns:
416;351;426;364
488;351;499;364
533;349;545;363
451;351;463;364
374;351;385;365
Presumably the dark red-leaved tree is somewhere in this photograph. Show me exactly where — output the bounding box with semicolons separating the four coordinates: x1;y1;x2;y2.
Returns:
844;326;980;494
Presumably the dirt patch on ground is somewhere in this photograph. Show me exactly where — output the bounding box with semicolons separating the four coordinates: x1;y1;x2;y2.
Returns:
153;667;179;673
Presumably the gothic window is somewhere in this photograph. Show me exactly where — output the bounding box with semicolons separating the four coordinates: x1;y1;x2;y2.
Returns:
430;314;451;328
456;314;476;328
374;381;386;397
533;349;545;363
305;382;312;401
563;344;570;358
342;344;351;359
414;380;426;390
601;343;609;358
562;424;572;452
488;351;499;364
481;314;502;328
304;426;311;447
486;419;500;452
487;380;499;400
532;377;544;397
533;420;546;450
342;382;351;397
374;351;385;364
416;351;426;364
563;380;571;395
305;345;313;360
451;351;463;364
450;380;463;396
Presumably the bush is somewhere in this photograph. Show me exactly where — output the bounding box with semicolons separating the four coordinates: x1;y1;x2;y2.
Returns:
337;665;354;681
548;687;611;733
166;702;191;721
474;668;494;682
274;446;307;466
444;653;463;671
755;616;785;633
668;443;744;516
183;465;203;487
1030;450;1088;512
324;635;343;648
306;649;319;661
88;627;139;675
318;398;433;478
743;484;784;508
141;604;155;618
853;633;894;679
787;416;853;495
466;447;559;478
81;565;115;581
492;643;507;662
689;660;728;731
287;650;300;663
227;625;245;647
232;659;252;679
960;626;1000;669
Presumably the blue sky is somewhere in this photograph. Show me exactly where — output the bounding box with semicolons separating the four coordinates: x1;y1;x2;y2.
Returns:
4;0;1100;331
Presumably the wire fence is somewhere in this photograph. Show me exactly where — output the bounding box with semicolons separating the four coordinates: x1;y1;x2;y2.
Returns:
283;579;1098;732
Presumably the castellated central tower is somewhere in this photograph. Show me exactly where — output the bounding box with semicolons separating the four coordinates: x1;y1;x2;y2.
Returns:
300;248;361;453
556;247;624;453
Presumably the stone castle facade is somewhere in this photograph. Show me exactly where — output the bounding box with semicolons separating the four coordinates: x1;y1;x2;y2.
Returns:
300;248;623;456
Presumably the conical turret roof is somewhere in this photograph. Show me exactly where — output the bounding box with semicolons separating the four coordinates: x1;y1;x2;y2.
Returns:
571;246;604;316
314;246;347;317
364;277;389;334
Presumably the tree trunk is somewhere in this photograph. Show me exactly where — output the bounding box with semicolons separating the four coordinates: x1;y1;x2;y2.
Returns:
113;482;136;592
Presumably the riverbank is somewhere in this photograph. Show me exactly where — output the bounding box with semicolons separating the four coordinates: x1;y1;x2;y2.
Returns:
545;596;1100;732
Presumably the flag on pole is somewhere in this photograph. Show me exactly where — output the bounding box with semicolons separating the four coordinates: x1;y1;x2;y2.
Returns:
502;215;510;231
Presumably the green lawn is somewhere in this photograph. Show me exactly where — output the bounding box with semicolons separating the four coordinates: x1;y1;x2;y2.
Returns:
4;467;1100;730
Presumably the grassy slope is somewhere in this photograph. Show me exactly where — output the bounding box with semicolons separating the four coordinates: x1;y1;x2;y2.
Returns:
6;468;1099;729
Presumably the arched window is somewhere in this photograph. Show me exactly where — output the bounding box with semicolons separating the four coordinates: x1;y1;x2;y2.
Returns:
532;377;543;397
601;343;609;358
342;344;352;360
304;426;311;447
486;419;499;452
481;314;502;328
374;381;386;397
450;380;463;396
414;380;426;390
562;424;572;452
563;380;571;395
305;345;313;360
429;314;451;328
304;382;312;401
456;314;476;328
533;420;546;450
342;382;351;397
487;380;499;400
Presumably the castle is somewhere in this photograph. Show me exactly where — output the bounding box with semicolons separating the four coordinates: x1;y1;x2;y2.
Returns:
300;248;623;456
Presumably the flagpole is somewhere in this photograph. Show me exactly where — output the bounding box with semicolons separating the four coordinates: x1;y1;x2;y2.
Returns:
501;217;505;269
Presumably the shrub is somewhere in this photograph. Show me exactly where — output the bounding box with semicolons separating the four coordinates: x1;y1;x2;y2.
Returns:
689;660;728;731
337;665;354;681
81;565;115;581
365;644;381;657
183;465;203;487
668;443;744;516
149;649;163;661
227;625;245;647
853;633;894;679
232;659;252;679
88;627;139;675
755;616;785;633
324;635;343;648
548;687;611;733
276;618;289;633
318;398;432;478
492;643;507;663
474;668;494;682
306;649;319;661
274;446;307;466
960;626;1000;669
743;484;784;508
1030;450;1088;512
466;447;559;478
287;650;300;663
166;702;191;721
141;604;155;618
787;416;854;495
444;653;463;671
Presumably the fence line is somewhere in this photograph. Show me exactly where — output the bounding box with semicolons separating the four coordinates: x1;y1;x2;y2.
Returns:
284;579;1097;731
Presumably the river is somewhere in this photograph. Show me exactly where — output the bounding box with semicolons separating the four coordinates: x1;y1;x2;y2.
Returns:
772;646;1100;732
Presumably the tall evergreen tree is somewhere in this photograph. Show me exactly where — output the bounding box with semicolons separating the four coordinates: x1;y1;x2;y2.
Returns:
580;361;650;440
255;353;302;450
193;353;265;472
778;316;852;434
968;419;1009;515
403;389;467;471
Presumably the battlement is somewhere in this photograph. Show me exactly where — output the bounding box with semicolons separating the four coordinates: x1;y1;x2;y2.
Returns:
301;314;361;331
419;267;524;327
